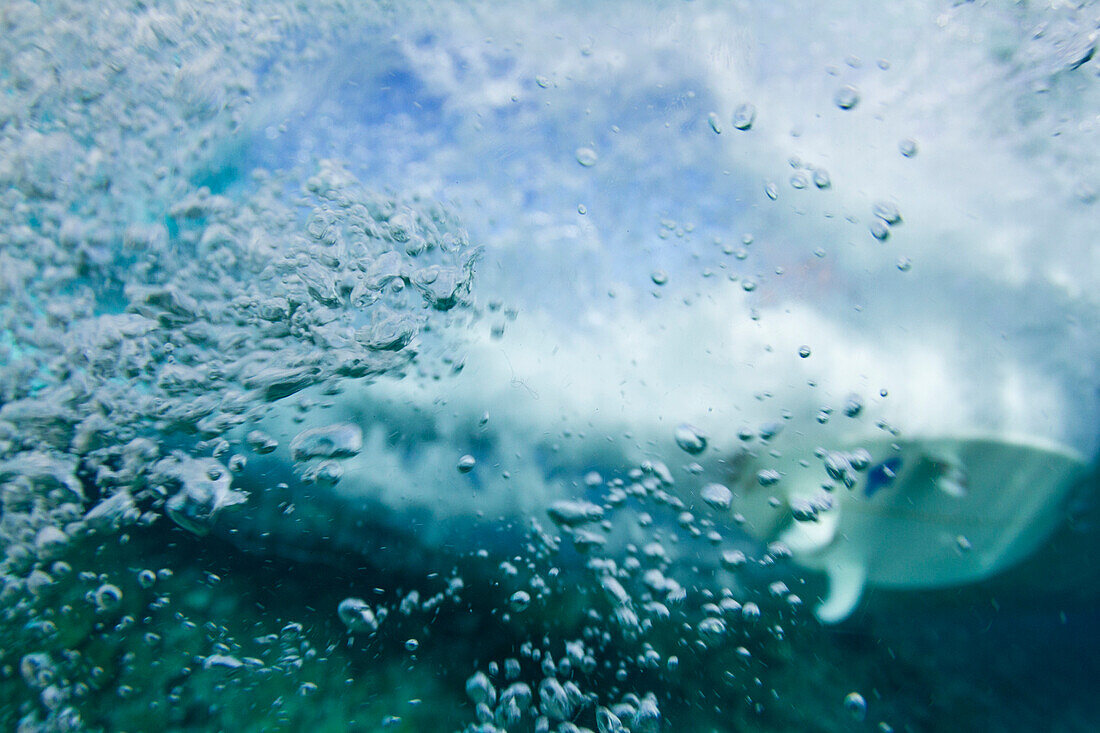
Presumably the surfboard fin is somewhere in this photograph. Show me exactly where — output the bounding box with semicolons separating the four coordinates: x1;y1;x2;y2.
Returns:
815;549;866;624
778;505;864;622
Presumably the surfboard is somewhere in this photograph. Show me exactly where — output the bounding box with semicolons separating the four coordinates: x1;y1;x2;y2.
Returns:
734;434;1088;622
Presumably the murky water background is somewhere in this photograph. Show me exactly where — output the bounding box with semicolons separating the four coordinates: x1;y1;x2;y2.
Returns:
1;1;1099;731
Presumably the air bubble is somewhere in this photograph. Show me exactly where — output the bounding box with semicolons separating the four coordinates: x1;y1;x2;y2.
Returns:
34;526;68;560
575;147;599;167
790;498;819;522
869;219;890;241
337;597;379;633
757;469;781;486
721;549;747;569
700;483;733;511
289;424;363;461
94;583;123;612
538;678;574;721
844;692;868;721
547;500;604;527
697;617;727;642
848;449;873;471
161;456;248;536
357;311;418;351
466;671;497;707
674;424;708;455
597;707;625;733
204;654;244;671
509;590;532;613
732;103;756;130
872;201;902;225
834;85;860;109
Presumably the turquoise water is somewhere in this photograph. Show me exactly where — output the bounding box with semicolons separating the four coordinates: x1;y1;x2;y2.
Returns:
1;1;1099;731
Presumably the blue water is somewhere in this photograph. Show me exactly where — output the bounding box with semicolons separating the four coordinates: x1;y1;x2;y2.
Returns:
1;1;1098;731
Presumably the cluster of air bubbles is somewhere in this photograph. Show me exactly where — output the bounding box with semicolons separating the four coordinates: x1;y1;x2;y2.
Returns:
787;158;832;192
810;448;875;497
463;661;663;733
869;200;903;241
1;152;478;548
0;1;488;726
454;444;811;730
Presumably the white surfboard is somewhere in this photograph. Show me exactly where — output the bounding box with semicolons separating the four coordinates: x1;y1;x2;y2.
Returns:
733;435;1087;622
